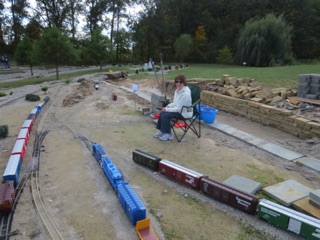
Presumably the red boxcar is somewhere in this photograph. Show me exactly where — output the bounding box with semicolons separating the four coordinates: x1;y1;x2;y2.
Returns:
0;180;15;213
22;119;33;134
200;176;260;215
11;139;27;161
159;159;203;189
17;128;30;146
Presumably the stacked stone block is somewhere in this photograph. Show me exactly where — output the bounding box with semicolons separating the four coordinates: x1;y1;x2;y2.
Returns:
201;91;320;139
297;74;320;99
151;93;166;113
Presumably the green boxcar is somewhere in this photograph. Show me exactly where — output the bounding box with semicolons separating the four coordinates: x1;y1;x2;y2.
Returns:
257;199;289;230
258;199;320;239
299;215;320;240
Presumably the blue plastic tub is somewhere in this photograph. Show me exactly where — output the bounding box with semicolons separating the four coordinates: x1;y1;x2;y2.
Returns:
196;104;208;120
202;107;218;124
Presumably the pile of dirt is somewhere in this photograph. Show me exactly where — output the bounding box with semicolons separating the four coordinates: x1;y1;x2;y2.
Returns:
62;80;93;107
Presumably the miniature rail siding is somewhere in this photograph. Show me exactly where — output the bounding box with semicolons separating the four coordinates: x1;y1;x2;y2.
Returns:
3;154;22;186
0;181;15;213
117;182;146;226
132;149;161;171
159;159;203;189
136;218;158;240
101;157;124;190
200;176;259;215
92;143;108;166
258;199;320;239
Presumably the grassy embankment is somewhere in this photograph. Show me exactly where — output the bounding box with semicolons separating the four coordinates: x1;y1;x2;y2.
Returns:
1;63;319;89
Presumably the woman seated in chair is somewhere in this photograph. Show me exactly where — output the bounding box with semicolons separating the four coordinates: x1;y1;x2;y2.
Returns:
153;74;193;141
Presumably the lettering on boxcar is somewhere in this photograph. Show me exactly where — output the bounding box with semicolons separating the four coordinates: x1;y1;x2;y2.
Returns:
261;207;280;217
312;228;320;238
185;175;195;185
236;196;251;208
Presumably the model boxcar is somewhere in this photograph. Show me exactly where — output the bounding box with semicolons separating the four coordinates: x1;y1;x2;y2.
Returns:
3;154;22;186
200;176;259;214
132;149;161;171
102;157;124;190
11;139;27;161
258;199;320;239
117;182;146;226
21;119;33;134
17;128;30;146
159;159;203;189
0;180;15;213
92;143;108;166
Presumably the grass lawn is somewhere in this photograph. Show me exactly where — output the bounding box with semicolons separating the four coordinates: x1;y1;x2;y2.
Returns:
0;63;319;90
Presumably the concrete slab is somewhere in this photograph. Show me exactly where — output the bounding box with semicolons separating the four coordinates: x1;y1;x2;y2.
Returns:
310;198;320;208
259;142;304;161
223;175;262;194
293;197;320;219
295;157;320;173
310;189;320;204
262;179;313;206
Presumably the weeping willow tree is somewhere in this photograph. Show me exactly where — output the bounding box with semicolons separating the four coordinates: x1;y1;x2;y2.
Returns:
237;14;292;67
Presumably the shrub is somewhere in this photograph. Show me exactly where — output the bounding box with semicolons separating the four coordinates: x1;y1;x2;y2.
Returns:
10;92;13;95
65;80;70;84
217;46;234;65
0;125;8;138
135;69;139;74
41;86;48;93
25;94;40;101
0;92;6;97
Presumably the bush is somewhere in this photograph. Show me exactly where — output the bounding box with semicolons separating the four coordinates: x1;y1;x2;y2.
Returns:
41;86;48;93
217;46;234;65
135;69;139;74
0;125;8;138
25;94;40;101
0;92;6;97
65;80;70;84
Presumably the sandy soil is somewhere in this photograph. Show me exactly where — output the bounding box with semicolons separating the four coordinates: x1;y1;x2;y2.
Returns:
0;74;319;240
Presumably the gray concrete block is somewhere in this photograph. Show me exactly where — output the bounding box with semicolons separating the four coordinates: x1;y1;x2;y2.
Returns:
295;157;320;173
309;189;320;205
262;179;313;206
223;175;262;194
259;142;303;161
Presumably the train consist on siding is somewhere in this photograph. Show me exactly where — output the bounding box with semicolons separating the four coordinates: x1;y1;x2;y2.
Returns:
0;96;49;213
132;149;320;240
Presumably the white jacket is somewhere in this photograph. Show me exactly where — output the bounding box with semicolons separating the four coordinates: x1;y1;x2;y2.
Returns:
165;86;193;118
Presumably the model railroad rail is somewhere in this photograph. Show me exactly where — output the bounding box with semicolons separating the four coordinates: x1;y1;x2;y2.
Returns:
31;171;63;240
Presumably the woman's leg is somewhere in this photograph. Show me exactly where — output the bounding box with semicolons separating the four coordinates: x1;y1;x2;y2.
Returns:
157;112;179;134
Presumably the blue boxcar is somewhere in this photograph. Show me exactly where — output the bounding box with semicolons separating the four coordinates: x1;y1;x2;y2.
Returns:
102;157;124;190
117;182;146;226
3;154;22;186
92;143;108;165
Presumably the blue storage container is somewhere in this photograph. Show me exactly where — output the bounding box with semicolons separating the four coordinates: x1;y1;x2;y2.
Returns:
92;143;108;165
196;104;208;120
3;154;22;186
202;107;218;124
102;158;124;190
117;182;146;226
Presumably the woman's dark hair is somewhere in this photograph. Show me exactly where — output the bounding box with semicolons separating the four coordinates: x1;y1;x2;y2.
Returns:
175;74;187;86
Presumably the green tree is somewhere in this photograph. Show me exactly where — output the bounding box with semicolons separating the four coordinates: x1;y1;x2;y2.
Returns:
15;36;36;75
217;46;233;65
237;14;292;67
174;34;193;63
83;27;113;70
33;27;78;79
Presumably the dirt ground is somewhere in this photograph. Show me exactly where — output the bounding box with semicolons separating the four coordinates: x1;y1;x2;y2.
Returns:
0;73;320;240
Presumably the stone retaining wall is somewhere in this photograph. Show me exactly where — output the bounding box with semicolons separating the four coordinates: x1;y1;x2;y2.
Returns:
201;90;320;139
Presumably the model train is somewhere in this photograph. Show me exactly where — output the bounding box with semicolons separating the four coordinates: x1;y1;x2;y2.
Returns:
0;96;49;213
132;149;320;240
